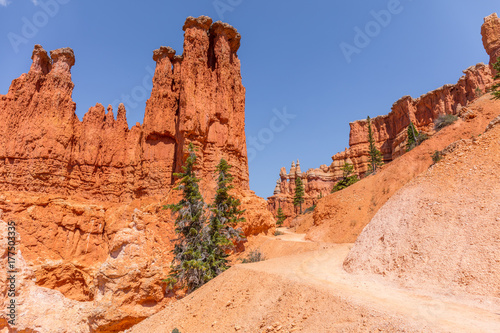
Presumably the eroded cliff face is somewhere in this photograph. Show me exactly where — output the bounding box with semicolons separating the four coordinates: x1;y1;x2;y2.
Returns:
268;14;499;219
0;194;175;332
0;17;248;202
343;12;500;175
482;13;500;67
0;16;274;333
344;115;500;298
268;64;493;220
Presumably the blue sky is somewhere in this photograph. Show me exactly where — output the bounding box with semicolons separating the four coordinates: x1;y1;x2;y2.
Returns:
0;0;497;198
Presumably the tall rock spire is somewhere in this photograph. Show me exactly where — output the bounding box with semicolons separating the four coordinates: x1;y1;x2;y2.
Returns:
295;159;302;176
481;13;500;67
0;15;250;201
273;178;281;195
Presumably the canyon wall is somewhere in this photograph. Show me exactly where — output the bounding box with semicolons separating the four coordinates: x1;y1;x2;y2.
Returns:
268;65;493;220
0;16;274;333
268;15;500;220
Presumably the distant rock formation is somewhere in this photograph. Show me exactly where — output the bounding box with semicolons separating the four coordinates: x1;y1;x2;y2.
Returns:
274;160;339;197
268;160;338;222
0;16;274;332
338;63;493;175
343;15;500;297
268;13;499;219
335;12;500;175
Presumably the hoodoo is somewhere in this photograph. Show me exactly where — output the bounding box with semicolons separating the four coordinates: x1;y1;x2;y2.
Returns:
0;16;273;332
482;13;500;67
0;16;250;202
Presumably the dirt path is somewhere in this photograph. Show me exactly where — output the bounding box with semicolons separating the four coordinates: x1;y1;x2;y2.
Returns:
273;227;310;242
246;243;500;333
130;232;500;332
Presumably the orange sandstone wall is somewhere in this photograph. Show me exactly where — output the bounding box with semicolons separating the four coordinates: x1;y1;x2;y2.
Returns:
268;65;493;220
339;63;493;175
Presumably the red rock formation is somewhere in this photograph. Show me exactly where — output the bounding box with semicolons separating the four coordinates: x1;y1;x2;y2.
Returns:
482;13;500;67
0;18;249;202
275;161;335;198
268;160;333;224
0;16;274;333
0;194;175;332
338;63;494;175
268;13;499;219
338;13;499;175
344;114;500;298
268;64;493;220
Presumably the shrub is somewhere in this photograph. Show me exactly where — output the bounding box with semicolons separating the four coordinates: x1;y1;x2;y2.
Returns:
240;250;265;263
431;150;442;164
274;230;284;236
172;329;181;333
434;114;458;130
367;116;383;173
331;175;359;192
275;207;286;227
475;87;483;97
417;132;429;142
331;162;359;193
490;57;500;100
303;205;316;214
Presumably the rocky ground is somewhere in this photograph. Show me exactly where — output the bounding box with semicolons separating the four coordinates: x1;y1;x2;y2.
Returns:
128;240;500;333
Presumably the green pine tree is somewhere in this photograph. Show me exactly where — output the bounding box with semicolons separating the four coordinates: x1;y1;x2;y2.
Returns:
491;57;500;100
276;206;286;227
163;143;211;293
206;158;245;278
406;121;419;151
367;116;383;174
293;177;305;214
331;162;359;193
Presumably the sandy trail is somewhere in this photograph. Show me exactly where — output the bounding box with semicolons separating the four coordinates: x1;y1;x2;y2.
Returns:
243;242;500;333
273;227;310;242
